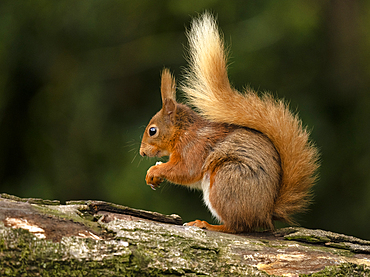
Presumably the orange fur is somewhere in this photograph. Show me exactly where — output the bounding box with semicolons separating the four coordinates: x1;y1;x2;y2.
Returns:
140;13;320;233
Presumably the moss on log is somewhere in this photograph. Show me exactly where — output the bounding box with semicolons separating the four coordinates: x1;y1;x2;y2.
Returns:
0;193;369;276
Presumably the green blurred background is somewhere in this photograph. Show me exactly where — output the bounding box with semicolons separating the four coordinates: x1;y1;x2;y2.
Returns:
1;0;370;239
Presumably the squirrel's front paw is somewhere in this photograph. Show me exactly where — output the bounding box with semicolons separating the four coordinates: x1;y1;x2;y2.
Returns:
146;165;164;190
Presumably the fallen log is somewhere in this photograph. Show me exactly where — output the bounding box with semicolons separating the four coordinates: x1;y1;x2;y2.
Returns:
0;193;369;276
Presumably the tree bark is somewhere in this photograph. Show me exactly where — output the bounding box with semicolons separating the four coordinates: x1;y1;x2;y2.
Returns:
0;193;369;276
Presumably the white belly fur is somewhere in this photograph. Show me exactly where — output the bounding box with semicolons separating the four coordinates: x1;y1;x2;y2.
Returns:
201;173;221;222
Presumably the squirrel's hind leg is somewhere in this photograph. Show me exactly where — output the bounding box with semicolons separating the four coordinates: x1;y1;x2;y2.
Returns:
183;171;235;233
197;129;280;233
200;160;276;233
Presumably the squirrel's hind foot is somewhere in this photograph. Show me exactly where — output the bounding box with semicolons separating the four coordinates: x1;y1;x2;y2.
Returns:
184;220;234;233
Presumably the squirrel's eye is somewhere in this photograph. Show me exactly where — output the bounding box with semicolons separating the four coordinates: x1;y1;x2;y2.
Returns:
149;127;157;137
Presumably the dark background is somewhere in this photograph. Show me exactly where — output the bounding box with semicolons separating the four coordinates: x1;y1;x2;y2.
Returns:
1;0;370;239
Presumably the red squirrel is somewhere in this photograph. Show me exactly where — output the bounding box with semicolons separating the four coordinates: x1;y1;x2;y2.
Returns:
139;12;319;233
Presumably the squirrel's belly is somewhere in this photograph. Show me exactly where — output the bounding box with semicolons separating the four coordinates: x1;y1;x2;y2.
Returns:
201;172;222;222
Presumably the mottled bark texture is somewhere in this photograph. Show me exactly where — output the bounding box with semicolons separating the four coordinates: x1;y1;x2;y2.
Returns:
0;193;369;276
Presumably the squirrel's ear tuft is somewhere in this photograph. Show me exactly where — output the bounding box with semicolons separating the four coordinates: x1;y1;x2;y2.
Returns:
161;68;177;123
161;68;176;105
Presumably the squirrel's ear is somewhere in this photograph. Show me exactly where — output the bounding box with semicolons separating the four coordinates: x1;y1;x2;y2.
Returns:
161;68;176;105
161;68;177;122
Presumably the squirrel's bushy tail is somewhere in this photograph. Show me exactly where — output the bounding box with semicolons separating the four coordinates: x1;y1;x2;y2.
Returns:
181;12;320;223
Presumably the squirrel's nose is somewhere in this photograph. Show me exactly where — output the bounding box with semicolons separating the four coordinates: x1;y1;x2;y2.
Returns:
140;149;147;157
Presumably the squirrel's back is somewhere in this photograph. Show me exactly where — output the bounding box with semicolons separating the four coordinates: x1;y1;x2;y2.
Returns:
181;12;320;223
